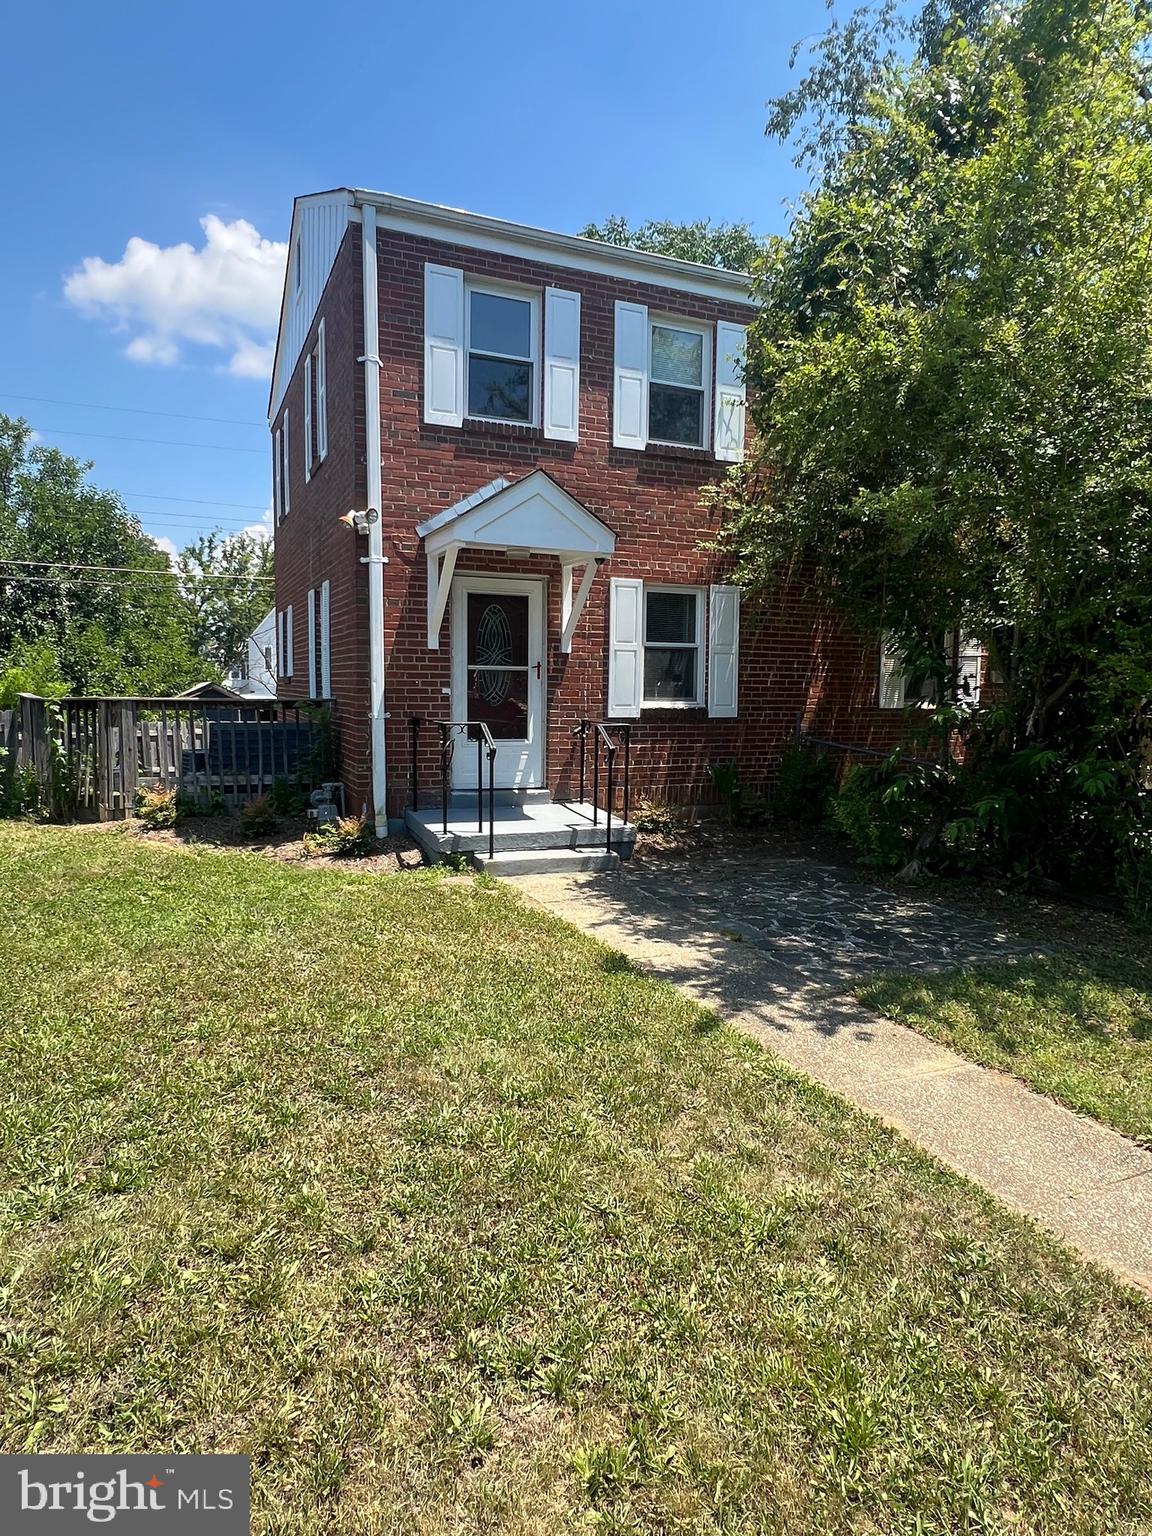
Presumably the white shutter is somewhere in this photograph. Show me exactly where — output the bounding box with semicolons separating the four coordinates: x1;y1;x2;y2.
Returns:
543;287;581;441
320;580;331;698
958;636;982;706
303;353;313;483
273;429;282;523
424;263;465;427
276;610;285;677
316;319;328;461
282;409;290;517
613;301;648;450
707;585;740;718
307;588;317;699
607;577;644;718
285;603;295;679
879;636;905;709
714;322;747;463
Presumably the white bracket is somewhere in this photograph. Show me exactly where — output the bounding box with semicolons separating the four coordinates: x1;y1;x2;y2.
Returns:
560;559;600;653
426;544;459;649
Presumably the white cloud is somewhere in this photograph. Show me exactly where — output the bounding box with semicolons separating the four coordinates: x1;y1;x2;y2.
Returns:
153;535;179;563
241;505;275;542
64;214;287;381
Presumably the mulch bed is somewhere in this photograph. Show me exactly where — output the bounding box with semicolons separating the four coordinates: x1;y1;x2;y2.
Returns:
125;815;425;874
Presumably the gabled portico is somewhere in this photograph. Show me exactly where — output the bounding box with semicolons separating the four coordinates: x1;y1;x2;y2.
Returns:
416;470;616;650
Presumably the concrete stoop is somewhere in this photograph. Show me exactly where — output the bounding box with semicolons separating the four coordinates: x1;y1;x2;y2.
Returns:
405;795;633;875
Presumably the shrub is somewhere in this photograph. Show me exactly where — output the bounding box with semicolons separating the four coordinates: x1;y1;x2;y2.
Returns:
632;797;690;835
771;743;837;825
0;758;47;821
268;776;307;815
708;761;768;827
303;814;374;859
832;757;945;870
135;785;177;831
241;795;277;839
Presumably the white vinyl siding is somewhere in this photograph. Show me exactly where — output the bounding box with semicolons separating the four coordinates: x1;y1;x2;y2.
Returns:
424;262;466;426
543;287;581;441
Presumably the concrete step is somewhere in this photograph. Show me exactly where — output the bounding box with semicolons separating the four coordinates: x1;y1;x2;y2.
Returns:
473;846;620;876
405;803;636;858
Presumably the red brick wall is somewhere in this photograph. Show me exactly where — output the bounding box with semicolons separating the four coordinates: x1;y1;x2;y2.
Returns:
276;220;911;822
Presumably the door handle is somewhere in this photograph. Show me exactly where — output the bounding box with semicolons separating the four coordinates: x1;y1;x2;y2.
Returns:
533;661;542;679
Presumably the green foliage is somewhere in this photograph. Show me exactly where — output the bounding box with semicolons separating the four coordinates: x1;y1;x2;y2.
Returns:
708;760;743;825
771;743;837;824
0;638;68;709
0;758;46;820
176;529;273;677
0;414;201;695
135;785;177;831
832;760;930;869
722;0;1152;907
303;814;374;859
579;215;763;273
240;795;276;839
268;776;308;815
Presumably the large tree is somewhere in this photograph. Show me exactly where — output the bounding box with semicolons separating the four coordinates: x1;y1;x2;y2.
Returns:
720;0;1152;895
0;416;202;696
580;215;763;272
177;529;273;676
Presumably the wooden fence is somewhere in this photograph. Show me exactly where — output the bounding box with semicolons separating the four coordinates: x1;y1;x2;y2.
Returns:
1;694;335;821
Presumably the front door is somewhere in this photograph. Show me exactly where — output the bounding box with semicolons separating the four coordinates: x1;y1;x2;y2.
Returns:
450;576;545;789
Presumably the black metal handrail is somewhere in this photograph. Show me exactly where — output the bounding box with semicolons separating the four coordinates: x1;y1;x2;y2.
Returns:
572;719;632;853
409;716;498;862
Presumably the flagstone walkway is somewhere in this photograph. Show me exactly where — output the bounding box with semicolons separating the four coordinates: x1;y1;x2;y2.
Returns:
508;853;1152;1295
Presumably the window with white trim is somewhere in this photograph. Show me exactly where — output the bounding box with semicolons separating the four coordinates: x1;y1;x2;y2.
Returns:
649;320;709;448
466;284;538;425
643;586;704;705
879;633;983;709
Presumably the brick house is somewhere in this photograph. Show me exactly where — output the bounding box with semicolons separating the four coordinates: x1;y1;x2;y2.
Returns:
268;188;914;869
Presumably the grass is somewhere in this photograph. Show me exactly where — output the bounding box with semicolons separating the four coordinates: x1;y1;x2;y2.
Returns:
858;950;1152;1146
0;823;1150;1534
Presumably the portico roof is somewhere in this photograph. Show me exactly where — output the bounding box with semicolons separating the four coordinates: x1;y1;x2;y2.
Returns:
417;470;616;652
416;469;616;561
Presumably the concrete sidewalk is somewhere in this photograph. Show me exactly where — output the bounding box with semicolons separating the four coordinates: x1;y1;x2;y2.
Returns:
509;864;1152;1295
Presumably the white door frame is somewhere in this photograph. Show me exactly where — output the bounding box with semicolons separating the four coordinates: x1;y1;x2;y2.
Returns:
450;574;546;789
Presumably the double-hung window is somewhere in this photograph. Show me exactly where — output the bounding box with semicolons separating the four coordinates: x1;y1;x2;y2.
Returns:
649;321;709;448
466;286;538;425
643;587;704;705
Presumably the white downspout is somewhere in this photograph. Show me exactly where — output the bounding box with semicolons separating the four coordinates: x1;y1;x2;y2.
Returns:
359;202;388;833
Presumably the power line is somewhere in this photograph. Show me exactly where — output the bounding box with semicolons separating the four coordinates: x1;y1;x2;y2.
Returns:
0;560;273;582
118;491;270;510
2;392;265;428
32;426;266;455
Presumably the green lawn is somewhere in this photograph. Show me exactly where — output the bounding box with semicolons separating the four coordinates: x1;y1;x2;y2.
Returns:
858;951;1152;1146
1;824;1151;1535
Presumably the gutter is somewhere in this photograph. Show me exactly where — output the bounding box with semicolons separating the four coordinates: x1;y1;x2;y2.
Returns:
357;200;389;835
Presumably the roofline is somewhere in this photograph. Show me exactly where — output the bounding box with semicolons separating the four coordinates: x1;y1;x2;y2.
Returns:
348;188;755;301
266;190;356;418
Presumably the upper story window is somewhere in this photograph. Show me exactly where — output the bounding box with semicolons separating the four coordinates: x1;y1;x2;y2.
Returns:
649;322;708;448
613;301;745;461
466;286;538;425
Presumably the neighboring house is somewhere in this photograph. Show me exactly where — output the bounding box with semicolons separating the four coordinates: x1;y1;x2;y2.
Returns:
177;680;246;702
226;609;277;698
268;188;925;835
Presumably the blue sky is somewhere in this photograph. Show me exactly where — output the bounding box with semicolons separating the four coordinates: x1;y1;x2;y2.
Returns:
1;0;824;556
